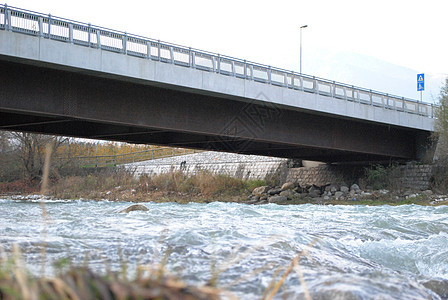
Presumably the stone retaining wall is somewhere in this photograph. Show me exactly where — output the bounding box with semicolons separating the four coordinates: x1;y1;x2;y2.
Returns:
125;151;287;181
126;151;434;191
286;163;433;191
286;165;363;187
390;164;433;191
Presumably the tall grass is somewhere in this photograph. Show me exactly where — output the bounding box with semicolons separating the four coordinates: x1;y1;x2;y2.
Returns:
50;170;266;202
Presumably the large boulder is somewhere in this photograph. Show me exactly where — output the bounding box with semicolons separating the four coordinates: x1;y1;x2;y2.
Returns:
334;191;344;200
340;186;349;194
281;182;295;191
267;188;282;195
279;190;298;199
252;186;270;196
268;195;287;203
119;204;149;213
350;184;361;193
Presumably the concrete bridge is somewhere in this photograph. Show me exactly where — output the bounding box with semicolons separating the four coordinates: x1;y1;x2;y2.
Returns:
0;5;435;162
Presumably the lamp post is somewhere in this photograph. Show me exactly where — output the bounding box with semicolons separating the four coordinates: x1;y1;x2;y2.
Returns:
300;25;308;74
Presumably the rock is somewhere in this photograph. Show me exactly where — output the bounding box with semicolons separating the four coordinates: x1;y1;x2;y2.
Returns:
255;199;269;205
247;195;260;202
252;186;269;196
340;186;349;194
267;188;282;195
350;184;361;193
403;190;413;197
268;195;287;203
423;190;434;196
260;195;268;201
329;184;339;193
308;186;321;196
360;191;372;198
308;191;319;198
334;191;344;200
323;195;330;201
422;279;448;299
281;182;295;191
119;204;149;213
279;190;297;199
246;198;260;204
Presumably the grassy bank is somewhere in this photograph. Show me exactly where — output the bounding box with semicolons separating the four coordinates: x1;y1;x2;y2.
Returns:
47;170;266;204
2;169;447;206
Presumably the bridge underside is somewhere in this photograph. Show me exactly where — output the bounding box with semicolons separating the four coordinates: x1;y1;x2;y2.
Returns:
0;60;431;162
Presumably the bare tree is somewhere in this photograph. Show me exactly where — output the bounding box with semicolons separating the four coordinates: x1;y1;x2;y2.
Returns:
10;132;67;180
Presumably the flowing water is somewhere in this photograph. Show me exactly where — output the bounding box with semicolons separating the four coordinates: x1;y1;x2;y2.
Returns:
1;198;448;299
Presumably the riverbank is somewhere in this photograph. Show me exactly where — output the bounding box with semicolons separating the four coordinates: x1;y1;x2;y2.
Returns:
2;170;448;206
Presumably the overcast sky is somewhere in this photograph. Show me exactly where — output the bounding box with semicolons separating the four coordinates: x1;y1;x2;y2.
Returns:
5;0;448;100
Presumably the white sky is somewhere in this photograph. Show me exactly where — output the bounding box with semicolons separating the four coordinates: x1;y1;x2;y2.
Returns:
5;0;448;98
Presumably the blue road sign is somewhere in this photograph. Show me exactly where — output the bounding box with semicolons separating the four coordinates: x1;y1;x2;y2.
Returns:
417;73;425;91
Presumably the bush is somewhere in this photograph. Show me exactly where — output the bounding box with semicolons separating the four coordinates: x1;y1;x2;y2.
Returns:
431;158;448;193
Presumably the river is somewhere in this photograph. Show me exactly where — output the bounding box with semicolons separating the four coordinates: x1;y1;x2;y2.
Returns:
1;198;448;299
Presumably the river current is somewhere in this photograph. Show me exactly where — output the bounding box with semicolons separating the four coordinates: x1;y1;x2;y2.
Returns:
1;198;448;299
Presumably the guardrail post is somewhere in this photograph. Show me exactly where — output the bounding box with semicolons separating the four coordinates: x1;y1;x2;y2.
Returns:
5;5;11;31
188;47;192;66
69;24;73;43
88;23;91;47
146;41;151;59
38;17;43;37
191;51;196;68
157;40;161;61
217;54;221;73
268;66;271;84
244;60;247;78
48;14;52;39
170;46;174;64
212;56;216;72
96;30;101;49
292;72;295;89
369;90;373;105
249;65;254;80
313;77;317;94
284;73;288;87
122;32;127;54
231;61;235;77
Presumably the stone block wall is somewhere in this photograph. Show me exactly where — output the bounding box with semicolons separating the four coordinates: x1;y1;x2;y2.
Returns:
389;164;433;191
286;164;364;187
286;163;434;191
125;151;435;191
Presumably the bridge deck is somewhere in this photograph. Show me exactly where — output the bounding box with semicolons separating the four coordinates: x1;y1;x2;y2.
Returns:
0;5;435;162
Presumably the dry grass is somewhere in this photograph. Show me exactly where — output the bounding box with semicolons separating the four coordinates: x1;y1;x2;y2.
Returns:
0;247;223;300
48;170;264;203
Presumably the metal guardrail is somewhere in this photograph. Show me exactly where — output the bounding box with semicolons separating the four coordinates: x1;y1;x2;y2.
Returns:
0;4;435;118
55;147;200;168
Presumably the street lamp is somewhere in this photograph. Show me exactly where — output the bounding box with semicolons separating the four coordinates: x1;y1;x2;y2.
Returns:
300;25;308;74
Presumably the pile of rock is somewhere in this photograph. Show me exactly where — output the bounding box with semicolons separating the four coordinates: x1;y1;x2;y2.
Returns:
246;182;373;205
